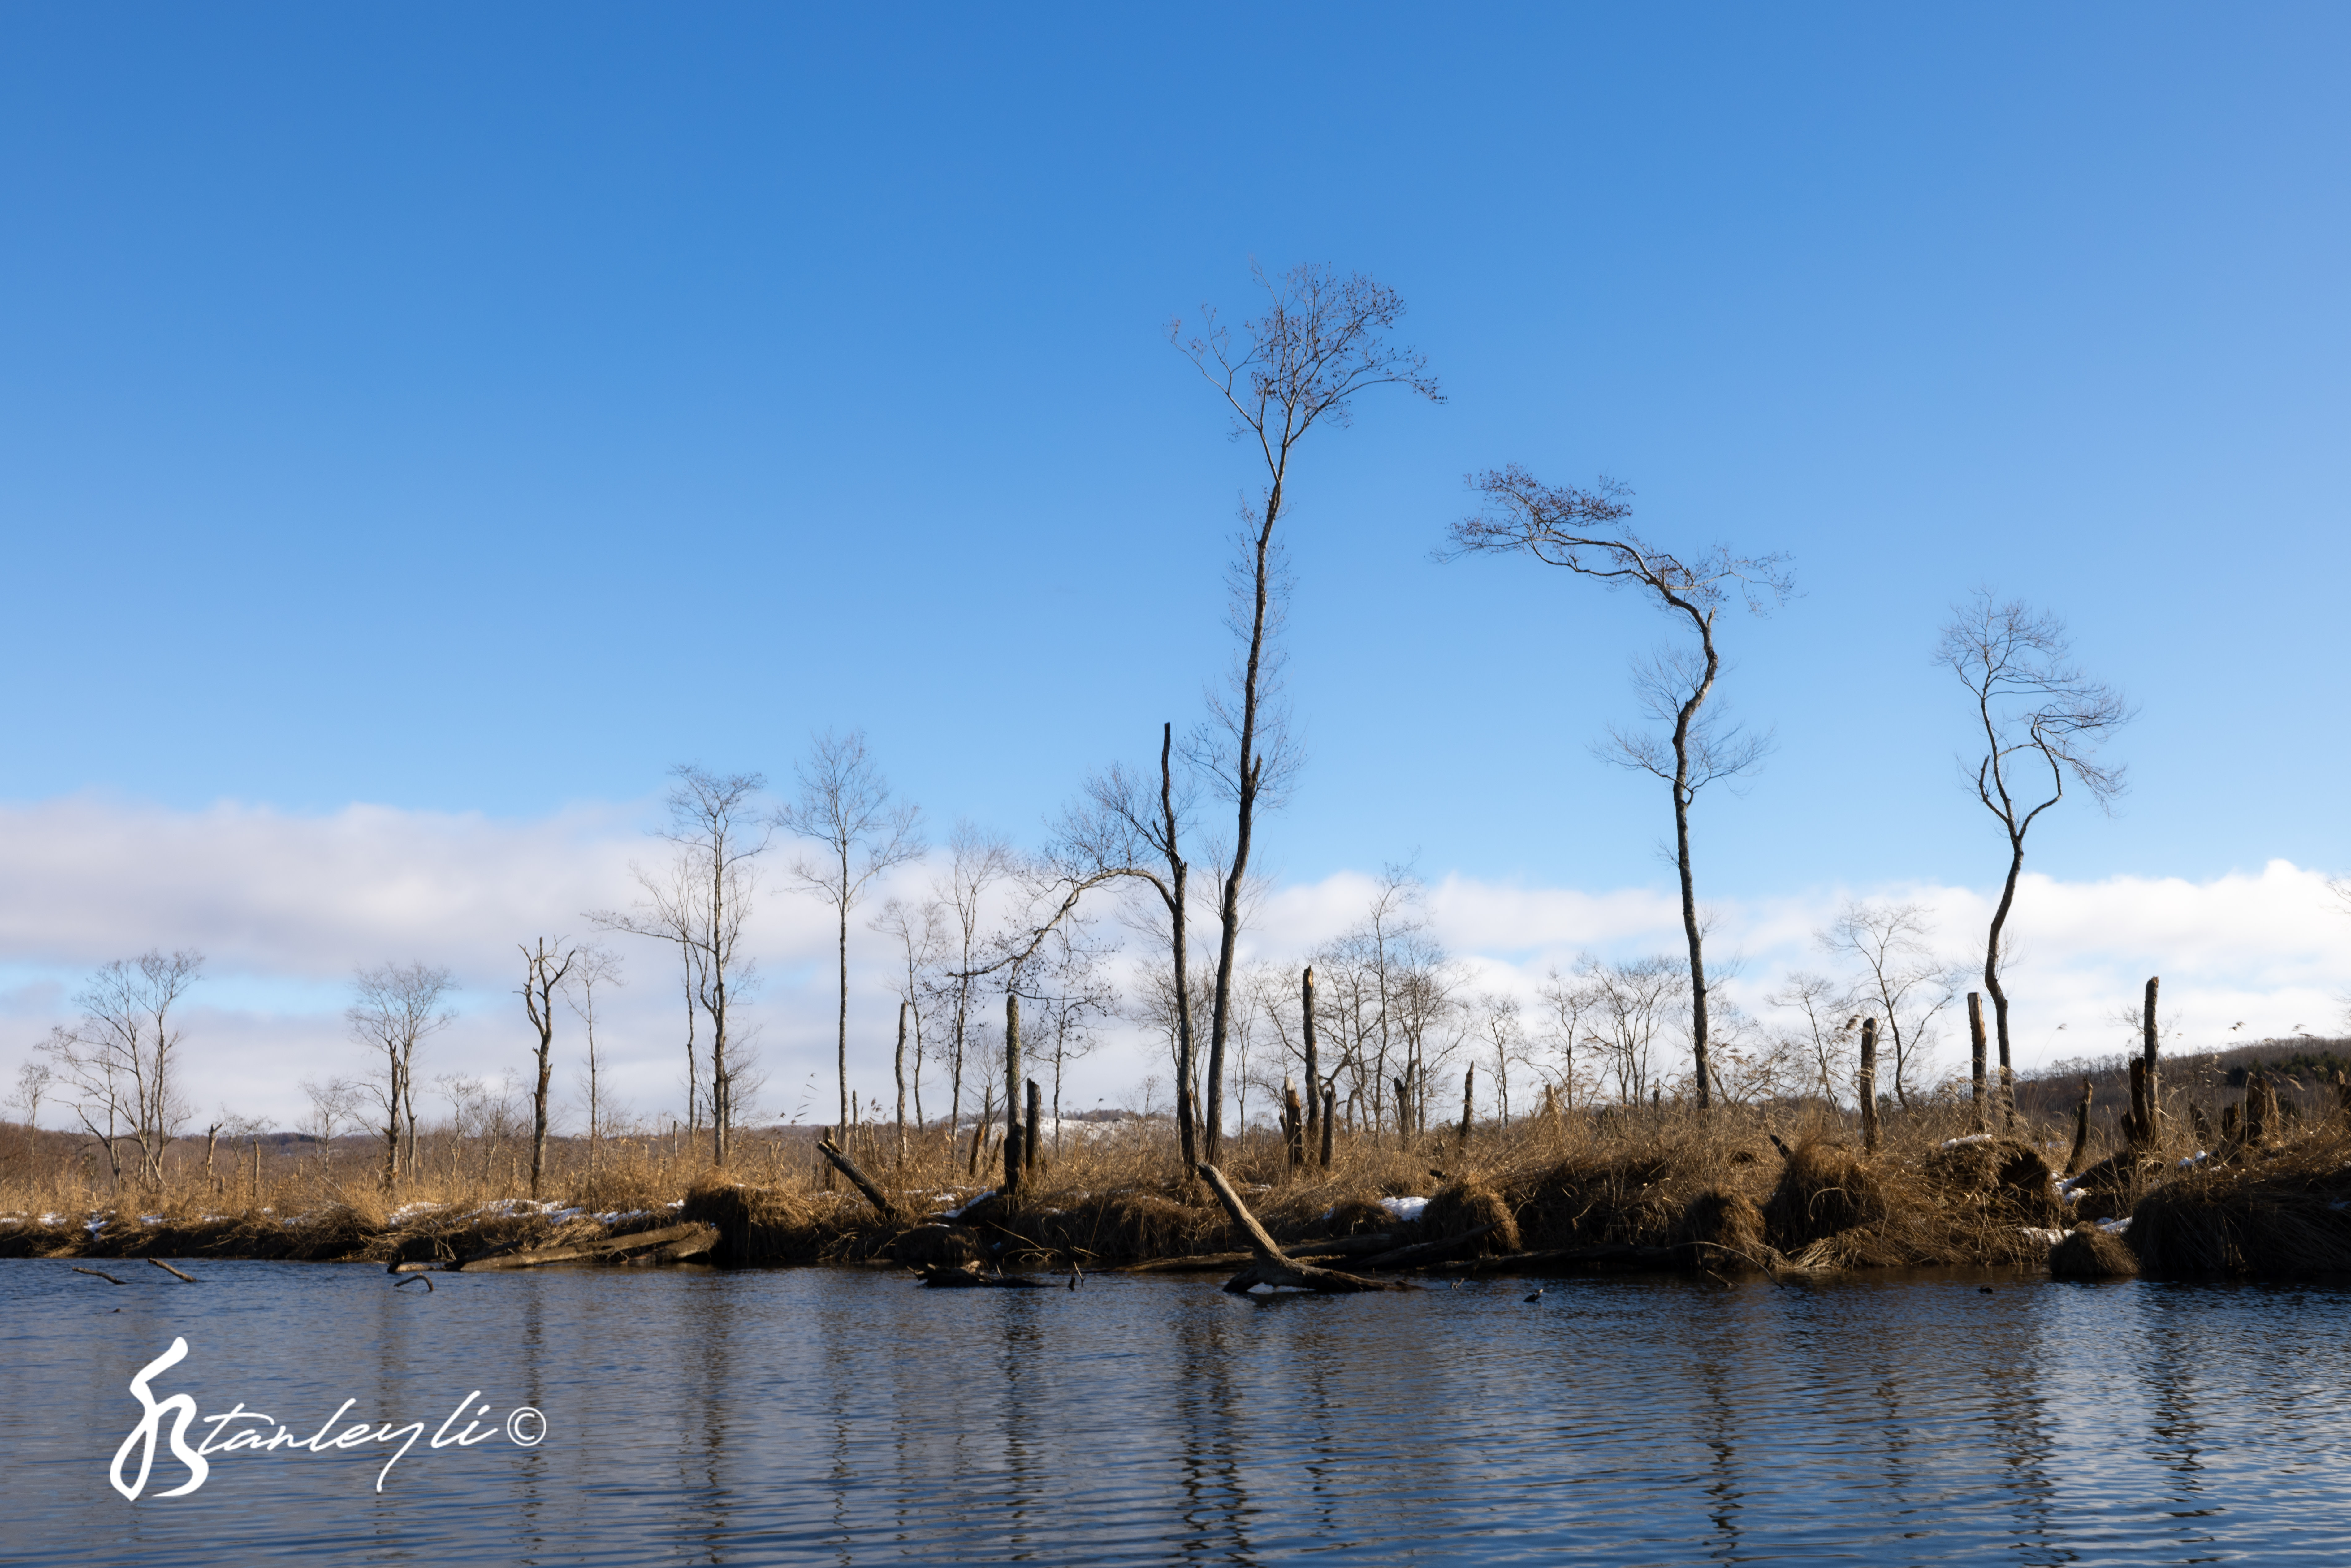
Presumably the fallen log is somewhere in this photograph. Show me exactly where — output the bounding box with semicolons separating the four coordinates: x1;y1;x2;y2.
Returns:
1355;1223;1497;1272
1197;1164;1401;1295
817;1137;901;1221
456;1220;720;1272
1114;1235;1399;1275
148;1257;198;1283
71;1266;125;1284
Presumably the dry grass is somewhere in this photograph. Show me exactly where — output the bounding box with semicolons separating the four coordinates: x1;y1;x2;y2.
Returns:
7;1091;2346;1280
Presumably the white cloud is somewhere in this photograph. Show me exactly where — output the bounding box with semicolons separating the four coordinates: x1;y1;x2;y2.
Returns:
1;795;2343;1131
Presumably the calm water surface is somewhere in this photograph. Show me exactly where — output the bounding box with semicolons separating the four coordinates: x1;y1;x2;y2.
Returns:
3;1259;2346;1565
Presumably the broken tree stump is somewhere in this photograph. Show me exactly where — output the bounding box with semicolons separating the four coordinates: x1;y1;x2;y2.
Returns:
1196;1164;1399;1294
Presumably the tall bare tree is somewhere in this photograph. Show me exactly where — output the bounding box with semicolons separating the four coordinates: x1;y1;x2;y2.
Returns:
1937;592;2130;1105
347;961;455;1189
40;950;204;1190
1061;724;1203;1165
782;729;924;1132
1171;263;1442;1162
592;765;771;1165
872;895;946;1158
519;937;581;1199
1444;470;1791;1110
931;823;1015;1147
561;943;623;1175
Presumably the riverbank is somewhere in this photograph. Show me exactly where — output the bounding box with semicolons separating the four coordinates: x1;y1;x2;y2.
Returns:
10;1090;2348;1281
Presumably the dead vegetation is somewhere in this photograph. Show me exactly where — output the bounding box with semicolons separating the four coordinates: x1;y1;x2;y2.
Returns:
6;1079;2350;1281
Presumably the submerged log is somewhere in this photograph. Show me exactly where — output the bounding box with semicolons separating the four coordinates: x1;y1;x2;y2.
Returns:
456;1220;720;1272
1196;1164;1401;1294
148;1257;198;1283
1115;1234;1400;1275
817;1136;901;1221
914;1262;1049;1288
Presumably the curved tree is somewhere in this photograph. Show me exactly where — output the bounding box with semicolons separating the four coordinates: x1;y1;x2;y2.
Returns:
1443;467;1791;1110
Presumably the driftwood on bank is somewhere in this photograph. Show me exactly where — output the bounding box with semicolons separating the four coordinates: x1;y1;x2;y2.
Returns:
451;1220;719;1272
1197;1164;1401;1294
817;1137;901;1221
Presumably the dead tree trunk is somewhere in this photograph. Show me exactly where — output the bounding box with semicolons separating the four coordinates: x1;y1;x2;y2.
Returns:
1968;991;1988;1133
817;1136;900;1220
2141;975;2161;1142
1301;966;1320;1149
1282;1079;1305;1168
1002;993;1023;1195
2065;1078;2093;1177
1319;1086;1336;1168
1197;1163;1395;1294
1023;1079;1040;1177
1858;1017;1879;1154
1459;1065;1475;1146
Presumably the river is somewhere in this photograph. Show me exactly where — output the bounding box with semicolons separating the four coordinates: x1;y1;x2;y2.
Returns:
4;1258;2347;1564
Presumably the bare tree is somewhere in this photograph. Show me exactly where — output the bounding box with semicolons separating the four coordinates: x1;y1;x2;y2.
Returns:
1445;470;1791;1110
1766;970;1854;1104
1820;902;1958;1111
1172;262;1443;1163
781;729;924;1132
561;943;623;1175
592;765;771;1165
1937;592;2130;1107
9;1060;53;1127
1061;724;1204;1165
1535;965;1593;1111
1569;953;1689;1104
40;950;204;1190
347;961;456;1189
297;1075;361;1180
1478;993;1534;1128
872;895;947;1159
931;823;1016;1151
518;937;581;1199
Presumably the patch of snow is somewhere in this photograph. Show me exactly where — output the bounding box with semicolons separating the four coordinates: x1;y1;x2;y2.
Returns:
1378;1196;1429;1223
2096;1217;2131;1235
84;1217;106;1233
942;1190;997;1220
1941;1134;1998;1149
386;1201;445;1224
138;1214;166;1225
2021;1227;2068;1247
2178;1151;2210;1168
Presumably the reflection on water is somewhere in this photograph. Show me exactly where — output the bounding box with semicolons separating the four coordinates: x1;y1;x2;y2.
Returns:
5;1258;2349;1565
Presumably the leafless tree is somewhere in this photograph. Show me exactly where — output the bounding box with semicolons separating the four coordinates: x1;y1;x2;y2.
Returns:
1059;724;1205;1164
1569;953;1689;1104
1820;901;1958;1111
591;765;771;1165
40;949;204;1190
518;937;581;1199
1445;469;1791;1110
1172;263;1443;1163
781;729;924;1132
931;823;1016;1151
1478;993;1536;1127
9;1060;53;1127
561;943;623;1174
1766;970;1855;1103
872;895;947;1158
1937;592;2131;1100
1028;915;1116;1153
347;961;455;1189
298;1075;361;1179
1535;965;1596;1111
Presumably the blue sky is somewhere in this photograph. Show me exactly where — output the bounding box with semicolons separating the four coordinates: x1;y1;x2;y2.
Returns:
2;6;2346;941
